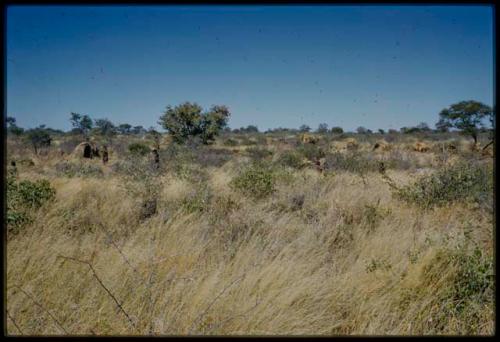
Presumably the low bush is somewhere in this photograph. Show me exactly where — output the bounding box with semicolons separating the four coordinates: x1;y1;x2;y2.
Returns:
246;147;273;161
396;162;493;209
277;150;307;169
128;142;151;156
194;147;233;168
324;152;378;174
55;161;104;178
181;185;212;213
231;162;276;199
7;175;56;234
223;138;238;146
297;144;325;161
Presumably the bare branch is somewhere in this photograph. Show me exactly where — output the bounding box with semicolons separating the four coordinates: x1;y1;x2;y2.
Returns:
8;285;68;334
56;255;138;332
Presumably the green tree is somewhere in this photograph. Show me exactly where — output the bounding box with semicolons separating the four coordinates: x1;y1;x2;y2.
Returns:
378;129;385;134
118;123;132;135
331;126;344;134
356;126;368;134
70;113;93;138
6;116;24;136
299;124;311;133
158;102;230;144
416;122;431;132
316;123;329;133
25;125;52;154
200;105;231;144
132;125;146;135
437;100;493;144
94;118;116;140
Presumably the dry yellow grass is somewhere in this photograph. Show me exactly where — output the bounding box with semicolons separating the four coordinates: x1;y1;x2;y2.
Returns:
6;135;494;336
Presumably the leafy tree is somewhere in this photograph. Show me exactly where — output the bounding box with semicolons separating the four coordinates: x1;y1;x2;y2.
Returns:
25;125;52;154
118;123;132;135
200;105;230;144
437;100;493;144
378;129;385;134
388;129;398;134
94;118;116;138
241;125;259;133
299;124;311;133
158;102;230;144
132;125;146;135
6;116;24;136
356;126;368;134
70;113;93;138
331;126;344;134
316;123;329;133
416;122;431;132
435;118;452;132
400;126;411;134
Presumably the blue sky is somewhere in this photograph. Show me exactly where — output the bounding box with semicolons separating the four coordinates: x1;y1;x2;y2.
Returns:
6;5;494;132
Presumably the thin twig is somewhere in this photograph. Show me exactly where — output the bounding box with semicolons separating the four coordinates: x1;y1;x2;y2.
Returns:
482;140;493;151
8;285;68;334
56;255;138;332
188;276;244;334
6;309;23;334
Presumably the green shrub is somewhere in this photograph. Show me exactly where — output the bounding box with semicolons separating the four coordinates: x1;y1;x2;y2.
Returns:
297;144;325;161
223;138;238;146
128;142;151;156
231;162;276;199
246;146;273;161
425;246;494;334
324;152;378;174
55;161;104;178
396;162;493;209
181;186;212;213
277;150;306;169
6;176;56;234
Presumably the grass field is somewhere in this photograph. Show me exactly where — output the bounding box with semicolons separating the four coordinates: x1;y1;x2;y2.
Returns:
5;131;494;335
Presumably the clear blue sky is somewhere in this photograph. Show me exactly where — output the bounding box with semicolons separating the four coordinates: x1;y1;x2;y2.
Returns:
6;5;494;132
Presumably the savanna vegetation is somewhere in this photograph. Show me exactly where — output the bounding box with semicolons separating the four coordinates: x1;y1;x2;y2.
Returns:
5;100;495;335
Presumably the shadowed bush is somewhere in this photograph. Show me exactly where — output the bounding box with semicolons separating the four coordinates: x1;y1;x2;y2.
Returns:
128;142;151;156
396;162;493;209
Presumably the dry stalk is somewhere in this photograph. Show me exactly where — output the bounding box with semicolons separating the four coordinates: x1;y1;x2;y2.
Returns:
8;285;68;334
56;255;138;332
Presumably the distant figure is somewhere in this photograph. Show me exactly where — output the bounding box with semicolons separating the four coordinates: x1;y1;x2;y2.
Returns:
314;157;323;173
152;148;160;169
102;146;109;165
378;161;386;174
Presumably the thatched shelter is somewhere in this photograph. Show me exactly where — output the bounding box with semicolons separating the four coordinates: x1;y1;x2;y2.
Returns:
71;142;99;159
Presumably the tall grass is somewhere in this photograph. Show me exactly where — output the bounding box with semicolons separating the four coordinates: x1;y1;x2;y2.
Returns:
5;135;494;336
